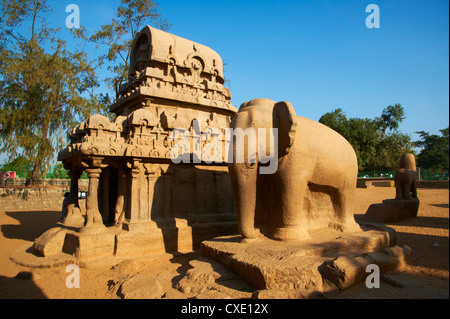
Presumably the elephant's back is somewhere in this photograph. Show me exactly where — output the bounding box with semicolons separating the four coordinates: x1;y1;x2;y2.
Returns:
295;116;357;167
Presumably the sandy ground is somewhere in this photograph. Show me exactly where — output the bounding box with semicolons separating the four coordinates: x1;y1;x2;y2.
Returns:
0;187;448;299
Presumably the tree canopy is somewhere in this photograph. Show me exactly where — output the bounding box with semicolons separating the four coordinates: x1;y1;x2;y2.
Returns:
0;0;108;185
319;104;413;172
414;127;449;170
0;0;169;185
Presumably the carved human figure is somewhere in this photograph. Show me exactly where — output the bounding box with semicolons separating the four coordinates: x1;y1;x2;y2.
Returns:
394;153;418;200
228;98;361;242
135;38;149;72
191;58;203;86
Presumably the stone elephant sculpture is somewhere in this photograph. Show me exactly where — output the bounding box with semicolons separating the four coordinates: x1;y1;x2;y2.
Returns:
394;153;418;200
227;98;361;241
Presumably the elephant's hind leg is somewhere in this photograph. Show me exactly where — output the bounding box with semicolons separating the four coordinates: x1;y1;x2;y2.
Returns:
330;185;361;233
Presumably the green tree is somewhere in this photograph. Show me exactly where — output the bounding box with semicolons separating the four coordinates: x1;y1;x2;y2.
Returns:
0;0;105;185
48;163;70;179
0;155;32;178
73;0;170;97
414;127;449;169
319;104;413;171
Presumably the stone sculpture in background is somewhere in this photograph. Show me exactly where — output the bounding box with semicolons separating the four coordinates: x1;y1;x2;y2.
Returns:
394;153;418;200
364;153;420;223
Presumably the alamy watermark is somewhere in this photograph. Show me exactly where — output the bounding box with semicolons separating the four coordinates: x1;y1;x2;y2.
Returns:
65;264;80;288
65;4;80;29
170;120;279;175
365;264;380;288
365;4;380;29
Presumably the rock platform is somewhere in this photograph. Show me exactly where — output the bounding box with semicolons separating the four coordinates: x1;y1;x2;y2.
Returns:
201;224;411;298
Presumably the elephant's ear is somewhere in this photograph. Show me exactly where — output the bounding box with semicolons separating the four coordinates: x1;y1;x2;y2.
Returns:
274;101;297;156
238;101;250;111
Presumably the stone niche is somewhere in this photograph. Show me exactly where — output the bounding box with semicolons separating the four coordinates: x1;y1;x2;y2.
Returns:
33;26;238;261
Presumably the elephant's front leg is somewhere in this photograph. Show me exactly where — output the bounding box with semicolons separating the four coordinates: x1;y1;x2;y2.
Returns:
271;167;310;241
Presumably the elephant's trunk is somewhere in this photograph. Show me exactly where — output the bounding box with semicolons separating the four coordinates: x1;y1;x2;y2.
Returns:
228;163;260;239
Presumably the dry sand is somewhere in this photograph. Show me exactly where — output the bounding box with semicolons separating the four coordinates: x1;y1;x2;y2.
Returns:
0;187;448;299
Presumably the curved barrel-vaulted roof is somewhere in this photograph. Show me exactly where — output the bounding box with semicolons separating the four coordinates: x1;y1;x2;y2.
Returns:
129;26;225;82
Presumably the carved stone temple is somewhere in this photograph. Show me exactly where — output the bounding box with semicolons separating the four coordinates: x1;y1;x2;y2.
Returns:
33;26;238;260
19;27;412;298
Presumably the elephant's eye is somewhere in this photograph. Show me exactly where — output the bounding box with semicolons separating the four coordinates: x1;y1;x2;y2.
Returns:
246;161;257;169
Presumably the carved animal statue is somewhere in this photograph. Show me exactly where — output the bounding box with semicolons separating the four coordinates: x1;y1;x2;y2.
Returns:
228;98;361;241
394;153;418;200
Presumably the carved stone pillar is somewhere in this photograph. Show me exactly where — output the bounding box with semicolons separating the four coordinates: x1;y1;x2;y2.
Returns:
144;163;158;221
129;165;141;223
121;160;143;231
64;170;84;227
81;168;105;233
67;170;82;209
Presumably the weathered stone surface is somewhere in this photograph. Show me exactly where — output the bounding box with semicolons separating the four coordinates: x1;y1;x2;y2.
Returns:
114;227;166;257
33;227;68;257
201;226;396;294
228;98;361;242
320;255;372;290
63;230;115;261
176;267;216;294
11;242;76;268
25;25;239;264
252;288;322;299
363;154;420;223
394;153;418;200
364;198;419;223
175;257;238;294
119;272;165;299
62;208;85;228
0;187;69;211
195;290;231;299
321;245;411;290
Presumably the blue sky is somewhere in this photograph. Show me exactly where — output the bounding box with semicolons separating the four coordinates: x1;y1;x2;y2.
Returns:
60;0;448;140
2;0;449;165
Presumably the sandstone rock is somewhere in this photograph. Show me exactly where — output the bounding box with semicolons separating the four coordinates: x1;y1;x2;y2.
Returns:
364;199;419;223
320;245;411;290
63;230;115;261
33;227;67;257
110;259;141;275
320;255;372;290
176;268;216;294
195;290;231;299
252;288;322;299
202;226;395;294
176;257;237;294
119;272;164;299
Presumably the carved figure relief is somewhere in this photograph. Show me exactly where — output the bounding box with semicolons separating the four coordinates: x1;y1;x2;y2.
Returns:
135;36;149;72
190;57;203;86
